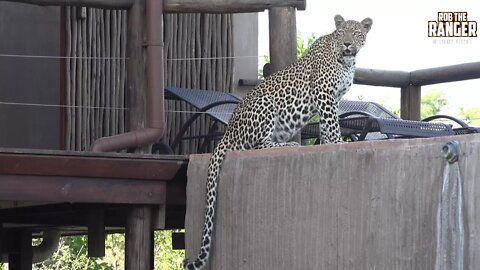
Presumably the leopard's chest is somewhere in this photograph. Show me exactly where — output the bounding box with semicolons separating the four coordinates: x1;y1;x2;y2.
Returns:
333;65;355;100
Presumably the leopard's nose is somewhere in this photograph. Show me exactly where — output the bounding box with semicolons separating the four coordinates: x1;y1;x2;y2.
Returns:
343;42;352;47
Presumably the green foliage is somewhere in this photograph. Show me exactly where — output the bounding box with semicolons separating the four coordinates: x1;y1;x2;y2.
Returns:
389;108;401;117
377;96;400;117
305;115;320;145
420;89;448;119
459;107;480;125
31;231;184;270
258;33;317;79
34;236;115;270
296;33;317;58
258;54;270;79
379;90;447;119
154;230;185;270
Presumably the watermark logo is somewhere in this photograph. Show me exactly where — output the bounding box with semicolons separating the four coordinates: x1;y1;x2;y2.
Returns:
428;12;477;38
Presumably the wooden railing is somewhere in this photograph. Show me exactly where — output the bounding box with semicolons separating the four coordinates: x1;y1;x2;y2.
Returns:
355;62;480;120
2;0;306;12
240;61;480;120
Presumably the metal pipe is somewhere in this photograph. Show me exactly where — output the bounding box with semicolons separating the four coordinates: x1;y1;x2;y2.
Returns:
1;230;61;263
32;230;61;263
90;0;165;152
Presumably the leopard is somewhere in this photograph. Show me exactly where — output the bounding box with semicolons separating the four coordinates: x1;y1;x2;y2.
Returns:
183;14;373;270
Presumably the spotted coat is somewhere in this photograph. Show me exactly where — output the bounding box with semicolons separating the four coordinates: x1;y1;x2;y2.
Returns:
183;14;373;270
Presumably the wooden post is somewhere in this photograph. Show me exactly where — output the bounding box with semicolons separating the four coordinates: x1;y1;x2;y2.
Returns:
8;231;32;270
268;7;297;73
87;209;106;257
268;6;299;142
401;85;421;120
127;0;147;146
0;223;3;260
125;206;153;270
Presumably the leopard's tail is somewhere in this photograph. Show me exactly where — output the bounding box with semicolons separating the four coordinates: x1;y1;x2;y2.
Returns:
183;142;228;270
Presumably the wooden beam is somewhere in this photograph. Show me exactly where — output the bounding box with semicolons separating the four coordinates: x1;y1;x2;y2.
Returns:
0;0;133;9
238;78;262;87
87;209;106;257
1;0;306;12
0;151;184;180
410;61;480;86
0;203;125;228
8;231;33;270
354;68;410;88
164;0;306;13
0;174;167;204
125;206;153;270
172;232;185;250
401;85;421;120
151;204;166;230
242;62;480;88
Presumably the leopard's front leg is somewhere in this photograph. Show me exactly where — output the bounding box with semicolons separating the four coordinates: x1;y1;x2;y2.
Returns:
317;94;342;144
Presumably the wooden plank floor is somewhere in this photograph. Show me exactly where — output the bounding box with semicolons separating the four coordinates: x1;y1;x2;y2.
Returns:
0;148;187;203
0;148;189;230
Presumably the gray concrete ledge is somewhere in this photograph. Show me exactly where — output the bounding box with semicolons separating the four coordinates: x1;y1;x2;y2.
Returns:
185;134;480;269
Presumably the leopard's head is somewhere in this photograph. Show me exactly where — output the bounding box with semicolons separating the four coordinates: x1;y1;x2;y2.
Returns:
334;15;372;65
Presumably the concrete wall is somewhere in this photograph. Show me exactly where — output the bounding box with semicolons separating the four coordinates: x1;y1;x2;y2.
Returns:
185;134;480;269
232;13;258;97
0;3;60;149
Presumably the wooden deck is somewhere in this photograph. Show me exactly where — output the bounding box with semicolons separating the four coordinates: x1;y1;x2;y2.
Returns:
0;148;189;269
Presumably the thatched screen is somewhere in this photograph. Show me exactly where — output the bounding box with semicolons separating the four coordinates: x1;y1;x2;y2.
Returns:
65;9;233;154
164;13;234;155
64;7;127;151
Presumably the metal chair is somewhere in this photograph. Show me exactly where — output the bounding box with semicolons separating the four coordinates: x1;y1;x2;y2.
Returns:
301;100;470;143
155;88;477;153
157;87;240;153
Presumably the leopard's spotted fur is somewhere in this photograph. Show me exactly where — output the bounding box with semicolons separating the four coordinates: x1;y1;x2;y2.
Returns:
183;15;372;270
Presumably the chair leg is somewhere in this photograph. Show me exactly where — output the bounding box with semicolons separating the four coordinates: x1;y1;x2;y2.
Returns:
152;141;174;155
358;119;374;141
199;122;220;153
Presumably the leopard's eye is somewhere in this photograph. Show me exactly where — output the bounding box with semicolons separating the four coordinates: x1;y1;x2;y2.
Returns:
337;29;345;35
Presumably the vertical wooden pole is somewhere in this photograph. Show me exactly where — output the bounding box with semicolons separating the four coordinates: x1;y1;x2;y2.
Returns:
60;6;67;150
268;7;297;72
125;206;153;270
0;223;3;259
268;6;299;142
87;209;106;257
8;231;32;270
127;0;146;142
401;85;421;120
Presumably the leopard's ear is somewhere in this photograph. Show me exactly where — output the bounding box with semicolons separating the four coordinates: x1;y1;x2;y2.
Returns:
361;17;373;33
334;15;345;29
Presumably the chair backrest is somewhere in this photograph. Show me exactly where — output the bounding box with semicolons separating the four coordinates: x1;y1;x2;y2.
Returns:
338;100;399;119
165;87;241;125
